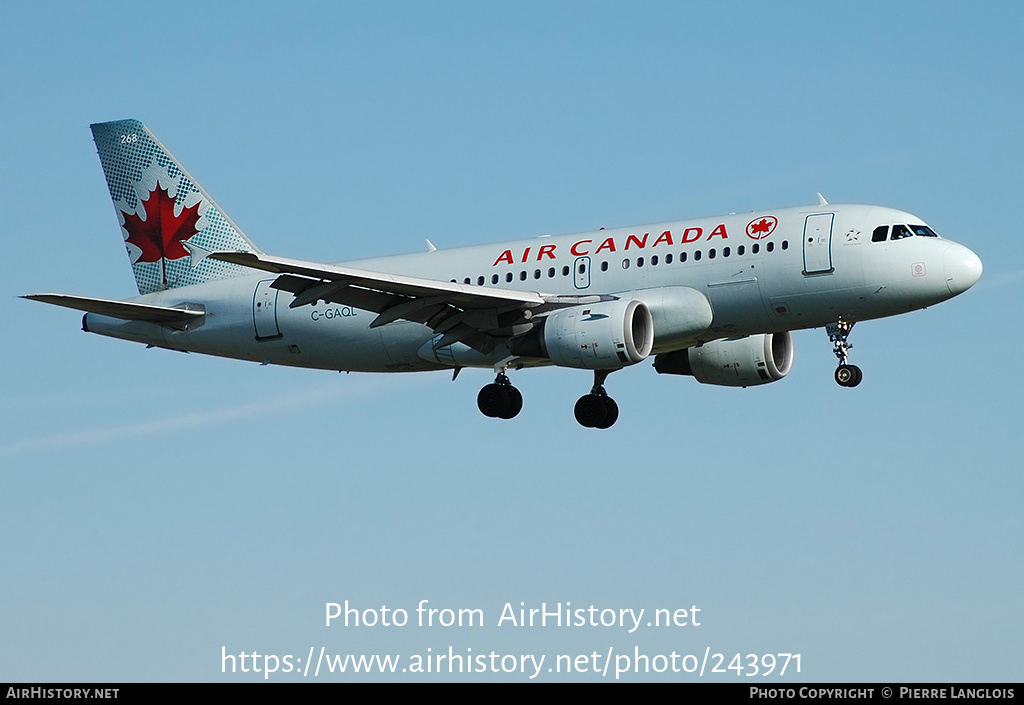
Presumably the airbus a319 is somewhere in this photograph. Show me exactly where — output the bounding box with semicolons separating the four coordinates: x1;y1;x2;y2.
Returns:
25;120;982;428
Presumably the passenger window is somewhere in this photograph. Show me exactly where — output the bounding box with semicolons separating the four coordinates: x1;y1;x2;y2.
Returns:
666;253;673;264
723;247;730;257
637;257;644;267
651;255;659;266
492;274;499;284
548;267;555;277
506;273;513;283
534;269;541;279
872;226;889;242
737;245;745;256
601;261;608;271
477;276;484;285
766;242;774;252
752;243;760;254
694;250;702;261
562;266;570;276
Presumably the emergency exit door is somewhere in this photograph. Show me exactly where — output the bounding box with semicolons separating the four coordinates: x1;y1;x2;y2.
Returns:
253;279;282;340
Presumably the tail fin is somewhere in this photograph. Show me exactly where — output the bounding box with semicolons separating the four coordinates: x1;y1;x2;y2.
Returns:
91;119;260;295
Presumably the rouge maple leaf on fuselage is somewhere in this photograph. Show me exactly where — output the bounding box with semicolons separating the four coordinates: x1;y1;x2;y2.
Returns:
121;184;201;285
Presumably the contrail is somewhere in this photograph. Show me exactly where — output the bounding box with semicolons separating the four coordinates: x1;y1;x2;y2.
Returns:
1;383;360;457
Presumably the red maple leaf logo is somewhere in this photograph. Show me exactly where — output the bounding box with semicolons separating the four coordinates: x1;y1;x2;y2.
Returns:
746;215;777;240
121;184;201;285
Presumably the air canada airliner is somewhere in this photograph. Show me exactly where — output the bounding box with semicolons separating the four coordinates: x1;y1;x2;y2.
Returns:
24;120;983;428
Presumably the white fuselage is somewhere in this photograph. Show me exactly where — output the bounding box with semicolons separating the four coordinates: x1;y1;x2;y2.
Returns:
83;203;981;373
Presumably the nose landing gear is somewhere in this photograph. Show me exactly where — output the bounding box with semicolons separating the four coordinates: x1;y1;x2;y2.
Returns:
477;372;523;419
828;320;863;387
574;369;619;429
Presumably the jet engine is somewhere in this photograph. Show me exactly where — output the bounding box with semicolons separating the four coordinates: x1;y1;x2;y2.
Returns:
653;332;793;386
511;299;654;370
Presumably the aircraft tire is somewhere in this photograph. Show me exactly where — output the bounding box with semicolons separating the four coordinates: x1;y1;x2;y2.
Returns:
834;364;862;387
594;396;618;429
575;394;609;428
498;386;523;419
478;383;508;417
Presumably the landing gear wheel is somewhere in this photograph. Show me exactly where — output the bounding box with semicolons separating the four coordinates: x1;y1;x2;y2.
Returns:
594;396;618;429
834;364;863;388
574;395;602;428
828;320;863;388
477;374;522;419
574;370;620;429
575;394;619;428
500;385;523;419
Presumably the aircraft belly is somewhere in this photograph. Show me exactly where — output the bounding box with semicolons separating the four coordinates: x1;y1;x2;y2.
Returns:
379;321;446;371
767;285;876;326
274;304;437;372
145;296;436;372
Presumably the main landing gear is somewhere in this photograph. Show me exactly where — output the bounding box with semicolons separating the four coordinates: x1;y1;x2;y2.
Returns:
574;369;619;429
476;369;620;428
477;372;523;419
828;320;863;388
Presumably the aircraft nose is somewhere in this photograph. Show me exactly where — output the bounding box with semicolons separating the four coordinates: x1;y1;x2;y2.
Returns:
943;242;983;296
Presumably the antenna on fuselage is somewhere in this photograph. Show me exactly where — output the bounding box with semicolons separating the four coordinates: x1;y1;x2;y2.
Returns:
817;193;829;206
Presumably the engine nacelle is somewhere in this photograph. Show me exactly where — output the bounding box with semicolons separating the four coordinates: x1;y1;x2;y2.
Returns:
512;299;654;370
654;332;793;386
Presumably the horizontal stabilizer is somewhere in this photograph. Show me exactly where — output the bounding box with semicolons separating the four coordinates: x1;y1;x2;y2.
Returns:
22;294;205;326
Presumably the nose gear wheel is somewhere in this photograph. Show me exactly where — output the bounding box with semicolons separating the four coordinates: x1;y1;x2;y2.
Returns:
828;320;863;387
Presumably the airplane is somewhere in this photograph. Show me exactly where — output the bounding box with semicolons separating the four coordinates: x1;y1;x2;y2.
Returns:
24;119;983;429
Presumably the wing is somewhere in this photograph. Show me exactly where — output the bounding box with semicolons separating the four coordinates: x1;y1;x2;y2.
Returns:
210;251;608;354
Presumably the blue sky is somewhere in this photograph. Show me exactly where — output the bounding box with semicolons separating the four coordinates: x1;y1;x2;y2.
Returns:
2;1;1021;681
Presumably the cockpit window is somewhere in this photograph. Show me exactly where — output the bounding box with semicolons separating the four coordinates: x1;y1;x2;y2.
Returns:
890;224;912;240
875;223;939;242
909;224;939;237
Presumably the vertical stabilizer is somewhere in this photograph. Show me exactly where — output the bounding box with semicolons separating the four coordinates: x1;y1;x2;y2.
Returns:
91;119;260;295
